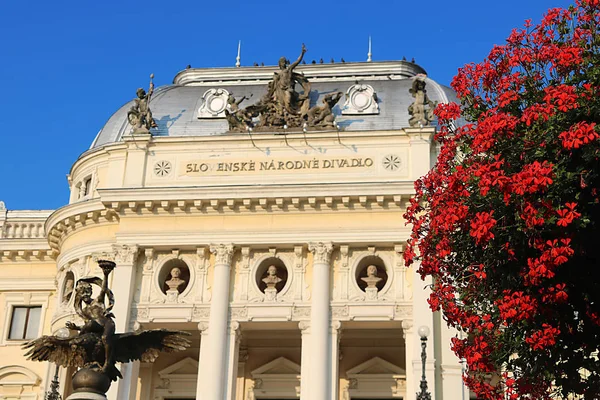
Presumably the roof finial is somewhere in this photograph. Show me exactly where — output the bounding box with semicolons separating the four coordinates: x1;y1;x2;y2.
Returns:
235;40;241;68
367;36;372;62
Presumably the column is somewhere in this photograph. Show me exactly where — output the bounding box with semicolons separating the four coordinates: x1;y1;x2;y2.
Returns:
308;242;333;400
106;245;140;400
236;348;248;400
330;321;342;400
196;322;210;400
198;244;234;400
402;320;415;399
439;322;465;400
299;321;311;399
225;321;242;400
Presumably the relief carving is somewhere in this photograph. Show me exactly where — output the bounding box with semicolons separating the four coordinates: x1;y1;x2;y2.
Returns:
309;242;333;264
342;83;379;115
210;244;234;265
112;244;139;265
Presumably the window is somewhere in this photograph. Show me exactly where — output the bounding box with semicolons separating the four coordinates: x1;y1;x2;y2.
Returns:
8;306;41;340
83;176;92;196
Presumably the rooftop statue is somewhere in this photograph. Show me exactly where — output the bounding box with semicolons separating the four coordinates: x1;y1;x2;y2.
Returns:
272;44;310;117
226;44;345;132
128;74;158;134
408;74;437;128
306;91;343;128
23;260;190;398
224;93;252;131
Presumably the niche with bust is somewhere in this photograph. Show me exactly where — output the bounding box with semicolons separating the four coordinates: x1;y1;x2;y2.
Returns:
62;271;75;305
158;259;190;297
355;255;388;294
255;257;288;301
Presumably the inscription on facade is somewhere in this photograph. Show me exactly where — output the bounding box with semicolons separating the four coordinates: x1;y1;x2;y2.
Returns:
181;156;376;176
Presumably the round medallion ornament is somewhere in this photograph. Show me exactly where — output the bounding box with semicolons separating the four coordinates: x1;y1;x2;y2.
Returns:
342;84;379;115
154;161;172;177
382;154;401;171
197;88;230;118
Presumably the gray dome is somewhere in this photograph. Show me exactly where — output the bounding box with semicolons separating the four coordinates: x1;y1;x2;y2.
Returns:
91;61;459;149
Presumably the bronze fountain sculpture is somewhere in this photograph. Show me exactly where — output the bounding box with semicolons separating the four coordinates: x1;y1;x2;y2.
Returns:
23;260;190;398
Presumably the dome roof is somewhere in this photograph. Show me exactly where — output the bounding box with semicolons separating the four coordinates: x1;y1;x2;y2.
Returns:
90;61;459;150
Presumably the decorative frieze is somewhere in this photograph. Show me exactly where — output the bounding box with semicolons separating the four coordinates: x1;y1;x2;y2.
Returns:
192;306;210;319
292;306;311;318
230;307;248;319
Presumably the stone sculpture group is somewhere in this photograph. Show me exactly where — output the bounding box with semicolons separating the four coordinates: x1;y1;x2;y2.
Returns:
225;44;344;132
125;46;438;135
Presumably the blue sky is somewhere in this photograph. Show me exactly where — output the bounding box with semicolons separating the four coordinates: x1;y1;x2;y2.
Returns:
0;0;573;210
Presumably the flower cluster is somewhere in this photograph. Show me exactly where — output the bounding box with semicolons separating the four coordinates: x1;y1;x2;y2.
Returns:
404;2;600;398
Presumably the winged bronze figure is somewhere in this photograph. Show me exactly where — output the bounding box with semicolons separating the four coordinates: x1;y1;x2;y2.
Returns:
23;260;191;384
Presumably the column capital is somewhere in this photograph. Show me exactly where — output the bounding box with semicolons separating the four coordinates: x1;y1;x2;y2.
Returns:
210;243;234;265
331;320;342;331
198;322;210;335
401;319;414;339
228;320;241;334
298;321;311;334
112;244;140;265
308;242;333;264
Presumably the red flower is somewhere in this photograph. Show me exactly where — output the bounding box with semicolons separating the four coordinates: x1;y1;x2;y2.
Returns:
559;122;598;149
470;211;497;245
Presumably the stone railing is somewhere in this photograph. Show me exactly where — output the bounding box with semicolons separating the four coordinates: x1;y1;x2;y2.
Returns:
0;209;53;240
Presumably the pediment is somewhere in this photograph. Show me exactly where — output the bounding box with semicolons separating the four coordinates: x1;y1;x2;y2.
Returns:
251;357;301;376
346;357;405;376
158;357;199;376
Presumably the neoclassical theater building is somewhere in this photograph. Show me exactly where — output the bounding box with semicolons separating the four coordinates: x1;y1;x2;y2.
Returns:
0;53;470;400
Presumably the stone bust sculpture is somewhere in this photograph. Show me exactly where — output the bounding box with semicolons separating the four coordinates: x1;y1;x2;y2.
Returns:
165;267;186;292
361;265;382;289
262;265;282;290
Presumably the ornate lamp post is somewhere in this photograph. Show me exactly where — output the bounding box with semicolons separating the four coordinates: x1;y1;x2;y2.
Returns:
44;328;69;400
45;365;62;400
417;325;432;400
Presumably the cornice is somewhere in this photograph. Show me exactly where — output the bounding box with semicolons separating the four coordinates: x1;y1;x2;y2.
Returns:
45;199;119;254
0;248;55;263
101;193;409;216
98;181;413;204
114;228;410;248
43;182;413;255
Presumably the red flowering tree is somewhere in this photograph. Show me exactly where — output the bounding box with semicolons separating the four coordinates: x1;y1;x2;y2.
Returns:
404;2;600;399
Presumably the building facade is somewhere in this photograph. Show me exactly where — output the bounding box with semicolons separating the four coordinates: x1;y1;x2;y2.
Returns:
0;58;470;400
